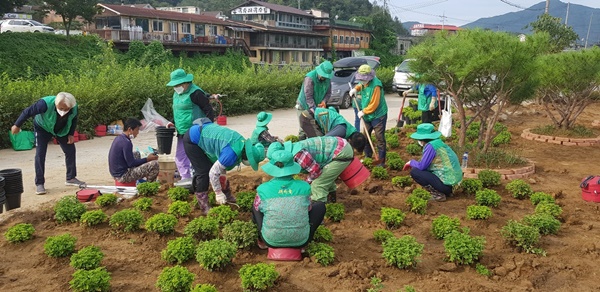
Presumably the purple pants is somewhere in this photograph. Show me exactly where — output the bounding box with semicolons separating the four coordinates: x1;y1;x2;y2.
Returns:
175;136;192;179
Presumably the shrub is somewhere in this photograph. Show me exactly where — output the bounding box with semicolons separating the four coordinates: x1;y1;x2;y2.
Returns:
475;189;501;207
501;220;544;255
4;223;35;243
492;130;512;147
80;210;108;227
284;135;299;142
70;267;111;292
325;203;345;222
207;205;239;226
156;265;195;292
167;187;190;201
362;157;374;170
184;217;220;241
443;228;485;265
44;233;77;257
222;220;258;249
460;178;483;195
387;152;401;160
235;191;256;212
239;263;279;291
387;158;405;170
406;195;428;215
386;134;400;149
373;229;395;243
306;242;335;266
505;179;533;199
406;143;421;156
391;176;412;188
161;236;196;264
372;166;389;180
367;277;384;292
530;192;555;205
466;205;493;220
411;188;431;200
477;170;501;187
54;195;87;224
313;225;333;242
137;181;161;196
145;213;178;235
132;197;153;211
95;194;118;207
431;215;461;239
168;201;192;218
535;202;563;218
70;245;104;270
476;263;491;277
382;235;424;269
191;284;218;292
523;213;561;235
109;209;143;232
196;239;237;271
380;207;406;229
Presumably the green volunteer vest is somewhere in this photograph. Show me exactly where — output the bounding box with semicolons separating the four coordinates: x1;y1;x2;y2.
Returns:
359;77;388;122
296;70;330;110
417;84;432;111
196;123;245;170
250;125;268;147
34;96;78;137
291;136;340;165
173;84;207;135
427;139;463;186
313;108;356;138
257;177;311;247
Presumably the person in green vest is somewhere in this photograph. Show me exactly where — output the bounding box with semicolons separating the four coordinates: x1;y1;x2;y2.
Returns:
11;92;86;195
295;60;333;139
166;68;217;184
249;111;281;149
402;123;463;202
252;143;326;249
283;136;354;203
183;118;265;214
349;64;388;165
299;107;366;153
403;80;438;123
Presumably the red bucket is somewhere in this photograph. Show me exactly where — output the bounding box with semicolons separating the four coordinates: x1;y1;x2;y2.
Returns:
267;247;302;261
217;115;227;125
339;157;370;189
73;131;79;142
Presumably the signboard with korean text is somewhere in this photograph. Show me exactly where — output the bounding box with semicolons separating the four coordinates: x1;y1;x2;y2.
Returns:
232;6;271;15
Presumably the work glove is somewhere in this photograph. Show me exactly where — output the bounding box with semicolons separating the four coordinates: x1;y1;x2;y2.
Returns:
402;162;412;171
357;111;365;119
429;100;436;111
402;91;409;97
318;101;326;108
215;191;227;205
349;88;357;97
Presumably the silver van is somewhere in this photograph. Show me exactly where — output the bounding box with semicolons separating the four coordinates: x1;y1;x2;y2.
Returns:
391;59;414;96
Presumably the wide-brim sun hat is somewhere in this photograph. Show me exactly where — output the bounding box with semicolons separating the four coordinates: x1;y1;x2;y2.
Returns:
316;61;333;79
355;64;375;82
410;123;442;140
267;142;284;159
256;112;272;127
166;68;194;87
244;139;266;171
261;149;302;177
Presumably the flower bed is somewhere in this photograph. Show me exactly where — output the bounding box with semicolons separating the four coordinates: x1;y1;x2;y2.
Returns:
521;128;600;146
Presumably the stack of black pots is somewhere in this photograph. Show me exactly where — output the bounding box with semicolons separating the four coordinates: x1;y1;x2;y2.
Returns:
0;176;5;213
0;169;23;211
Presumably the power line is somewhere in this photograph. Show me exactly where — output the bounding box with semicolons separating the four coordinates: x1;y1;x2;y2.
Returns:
499;0;543;11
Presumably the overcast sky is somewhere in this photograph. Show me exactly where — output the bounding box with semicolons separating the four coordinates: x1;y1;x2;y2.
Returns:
386;0;600;26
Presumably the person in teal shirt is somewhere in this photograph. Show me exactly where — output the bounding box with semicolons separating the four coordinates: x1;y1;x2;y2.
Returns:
299;107;366;153
295;61;333;139
253;143;326;249
403;81;438;123
249;111;281;149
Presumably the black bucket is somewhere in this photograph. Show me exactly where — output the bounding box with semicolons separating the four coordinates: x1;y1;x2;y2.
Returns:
156;126;176;155
0;169;23;194
0;188;4;214
5;192;21;211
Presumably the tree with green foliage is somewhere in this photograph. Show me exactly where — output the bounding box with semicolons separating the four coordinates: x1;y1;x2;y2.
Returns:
527;13;578;53
42;0;100;37
0;0;26;15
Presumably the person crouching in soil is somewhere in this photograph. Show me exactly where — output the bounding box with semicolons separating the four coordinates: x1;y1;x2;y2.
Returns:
249;111;282;149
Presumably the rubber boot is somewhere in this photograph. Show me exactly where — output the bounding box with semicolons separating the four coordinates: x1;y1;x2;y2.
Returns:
195;192;211;214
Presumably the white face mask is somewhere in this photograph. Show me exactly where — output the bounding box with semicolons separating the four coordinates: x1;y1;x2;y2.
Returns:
174;86;185;94
241;160;250;166
418;141;425;147
128;134;135;140
57;110;69;117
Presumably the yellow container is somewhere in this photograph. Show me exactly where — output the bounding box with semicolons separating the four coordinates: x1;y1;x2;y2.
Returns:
158;155;176;171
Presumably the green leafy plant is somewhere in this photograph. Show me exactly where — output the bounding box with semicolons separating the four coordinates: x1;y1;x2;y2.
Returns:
325;203;345;222
207;205;239;226
386;134;400;149
284;135;299;142
313;225;333;242
373;229;394;243
382;235;424;269
161;236;196;264
492;130;512;147
145;213;178;235
367;277;384;292
137;181;161;197
372;166;389;180
196;239;237;271
460;178;483;195
4;223;35;243
109;209;144;232
505;179;533;199
168;201;192;218
362;157;374;170
95;194;118;207
380;207;406;229
475;189;501;207
406;195;428;215
239;263;279;291
404;285;416;292
132;197;153;211
222;220;258;249
476;263;491;277
530;192;555;205
44;233;77;257
191;284;218;292
184;216;220;241
466;205;493;220
167;186;190;201
523;213;561;235
443;228;486;265
70;267;111;292
156;265;195;292
70;245;104;270
387;158;405;170
306;242;335;266
406;143;421;156
387;152;401;160
501;220;544;255
411;188;431;200
535;202;563;218
80;210;108;227
391;175;412;188
236;191;256;212
477;170;501;187
431;215;461;240
54;195;87;223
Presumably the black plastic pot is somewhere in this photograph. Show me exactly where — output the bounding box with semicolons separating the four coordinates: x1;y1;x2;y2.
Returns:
155;126;176;155
5;192;21;211
0;169;23;194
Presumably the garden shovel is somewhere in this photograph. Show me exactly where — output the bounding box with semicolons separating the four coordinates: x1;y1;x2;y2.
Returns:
351;93;380;164
396;94;407;128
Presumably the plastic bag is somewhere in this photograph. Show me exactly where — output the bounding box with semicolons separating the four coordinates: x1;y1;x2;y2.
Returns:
439;96;452;138
9;130;35;151
140;98;170;132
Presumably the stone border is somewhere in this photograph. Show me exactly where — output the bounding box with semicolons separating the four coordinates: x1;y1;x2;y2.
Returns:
521;128;600;146
462;161;535;180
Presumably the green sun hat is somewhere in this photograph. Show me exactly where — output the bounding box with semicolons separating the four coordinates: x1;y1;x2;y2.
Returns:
166;69;194;86
256;111;273;127
266;141;284;159
410;123;442;140
244;139;266;171
261;149;301;177
316;61;333;79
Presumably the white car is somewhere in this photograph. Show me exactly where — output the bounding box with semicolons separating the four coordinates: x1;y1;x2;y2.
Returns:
391;58;415;96
0;19;55;33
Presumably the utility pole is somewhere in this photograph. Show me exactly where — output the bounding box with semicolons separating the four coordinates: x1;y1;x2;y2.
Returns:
565;1;570;25
585;12;593;48
298;0;301;9
545;0;550;14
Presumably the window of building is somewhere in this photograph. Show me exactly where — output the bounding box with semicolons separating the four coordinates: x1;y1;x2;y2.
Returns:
302;51;309;63
360;36;364;41
209;25;217;36
182;8;188;13
333;35;337;43
182;23;191;34
170;22;177;34
350;37;354;44
152;20;163;32
345;36;349;44
195;24;205;36
366;36;369;42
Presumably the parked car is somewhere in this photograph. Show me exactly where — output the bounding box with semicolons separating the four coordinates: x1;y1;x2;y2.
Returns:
391;58;415;96
327;56;380;109
0;19;55;33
